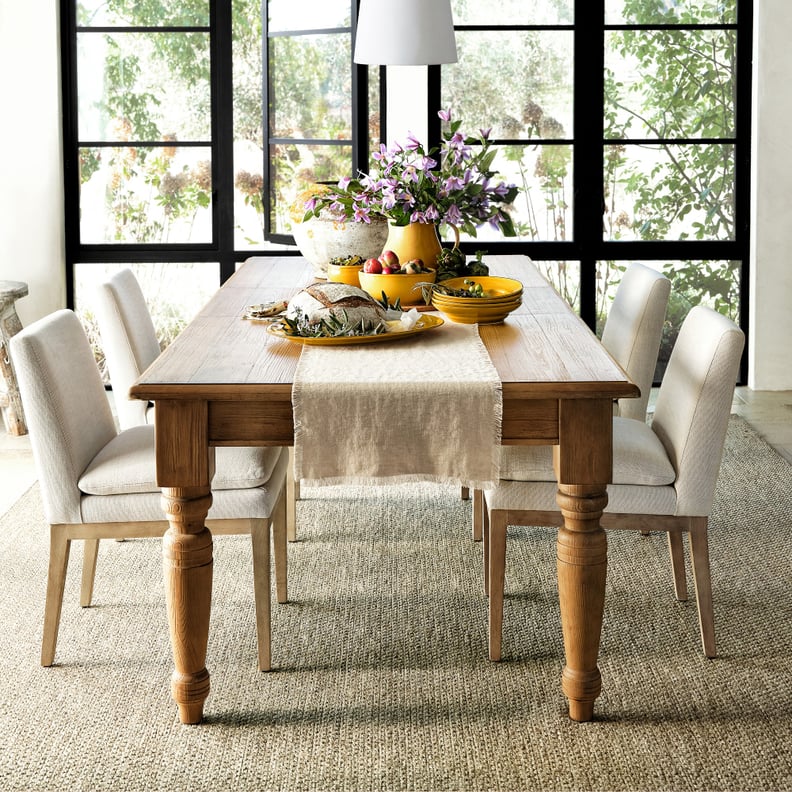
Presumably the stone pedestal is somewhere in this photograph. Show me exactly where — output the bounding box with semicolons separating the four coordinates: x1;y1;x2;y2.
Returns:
0;280;29;435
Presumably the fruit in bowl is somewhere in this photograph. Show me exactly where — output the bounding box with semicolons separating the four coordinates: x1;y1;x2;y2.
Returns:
358;252;437;307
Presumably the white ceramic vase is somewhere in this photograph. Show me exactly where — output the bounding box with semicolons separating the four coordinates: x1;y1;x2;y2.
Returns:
292;216;389;278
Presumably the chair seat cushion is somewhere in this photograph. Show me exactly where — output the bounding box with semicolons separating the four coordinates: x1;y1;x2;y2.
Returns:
499;417;675;486
79;425;282;495
485;479;678;517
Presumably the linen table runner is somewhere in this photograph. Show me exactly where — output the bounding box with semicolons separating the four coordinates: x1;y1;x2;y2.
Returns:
292;321;502;488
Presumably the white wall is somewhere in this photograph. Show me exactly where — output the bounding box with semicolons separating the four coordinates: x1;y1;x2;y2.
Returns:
0;1;788;387
749;0;792;389
0;0;66;326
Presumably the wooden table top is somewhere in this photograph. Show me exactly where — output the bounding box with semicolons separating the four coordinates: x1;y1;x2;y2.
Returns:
131;255;638;406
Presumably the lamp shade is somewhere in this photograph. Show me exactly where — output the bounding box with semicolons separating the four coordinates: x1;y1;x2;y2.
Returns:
353;0;458;65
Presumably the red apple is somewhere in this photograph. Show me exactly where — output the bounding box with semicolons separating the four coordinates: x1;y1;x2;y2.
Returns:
381;265;396;274
379;250;399;269
363;257;382;274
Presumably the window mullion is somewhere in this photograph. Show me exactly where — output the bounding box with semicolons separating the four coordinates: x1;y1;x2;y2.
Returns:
574;0;606;328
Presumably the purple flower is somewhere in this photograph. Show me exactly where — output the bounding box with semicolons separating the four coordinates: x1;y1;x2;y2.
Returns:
421;156;437;171
297;110;517;238
489;211;505;230
444;203;463;226
353;204;371;223
402;165;419;184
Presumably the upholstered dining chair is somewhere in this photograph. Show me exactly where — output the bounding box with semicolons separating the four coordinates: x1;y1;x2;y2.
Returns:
93;268;300;540
11;309;289;671
482;305;745;661
471;262;671;540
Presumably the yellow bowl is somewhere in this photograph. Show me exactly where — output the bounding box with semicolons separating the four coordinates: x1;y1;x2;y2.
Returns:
436;276;523;302
326;262;364;287
358;269;436;306
433;296;522;324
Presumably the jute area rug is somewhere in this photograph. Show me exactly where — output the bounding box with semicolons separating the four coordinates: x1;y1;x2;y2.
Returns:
0;416;790;792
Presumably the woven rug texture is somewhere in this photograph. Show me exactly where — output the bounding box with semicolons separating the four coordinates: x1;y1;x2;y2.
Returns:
0;416;790;791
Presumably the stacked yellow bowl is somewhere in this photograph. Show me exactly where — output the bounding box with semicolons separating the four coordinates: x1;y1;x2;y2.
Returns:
430;276;523;324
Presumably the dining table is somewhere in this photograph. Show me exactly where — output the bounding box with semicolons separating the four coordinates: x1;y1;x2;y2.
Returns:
130;254;638;725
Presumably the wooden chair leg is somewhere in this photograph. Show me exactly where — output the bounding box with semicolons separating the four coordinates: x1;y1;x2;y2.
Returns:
42;527;71;667
482;497;490;595
287;447;298;542
273;492;288;605
472;488;483;542
687;516;716;658
488;510;508;662
667;530;688;601
80;539;100;607
250;518;272;672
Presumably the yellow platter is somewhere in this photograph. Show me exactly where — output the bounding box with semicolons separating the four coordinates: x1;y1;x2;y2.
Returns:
267;313;444;345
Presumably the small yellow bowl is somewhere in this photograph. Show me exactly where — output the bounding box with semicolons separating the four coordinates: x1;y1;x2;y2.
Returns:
358;269;436;306
326;263;364;287
437;276;523;301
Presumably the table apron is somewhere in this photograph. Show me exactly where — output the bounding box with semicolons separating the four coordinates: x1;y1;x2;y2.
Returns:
203;396;562;447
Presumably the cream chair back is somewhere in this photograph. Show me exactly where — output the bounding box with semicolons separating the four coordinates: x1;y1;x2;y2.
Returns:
11;310;118;523
652;305;745;515
94;269;161;430
601;262;671;421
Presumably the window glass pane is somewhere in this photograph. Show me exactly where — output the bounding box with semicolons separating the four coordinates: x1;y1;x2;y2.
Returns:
78;32;211;141
75;262;219;382
267;0;350;33
451;0;573;25
491;145;573;242
605;0;736;25
605;29;736;140
77;1;210;27
269;34;352;139
234;0;265;246
269;143;353;235
79;146;213;244
534;260;581;312
597;259;740;379
604;143;735;242
368;65;382;160
442;31;573;140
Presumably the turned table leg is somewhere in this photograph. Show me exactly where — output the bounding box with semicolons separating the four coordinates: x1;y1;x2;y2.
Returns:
555;399;612;722
155;400;215;724
161;486;214;724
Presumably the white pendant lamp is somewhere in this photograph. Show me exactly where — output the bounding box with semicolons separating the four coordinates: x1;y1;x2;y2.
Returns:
353;0;458;66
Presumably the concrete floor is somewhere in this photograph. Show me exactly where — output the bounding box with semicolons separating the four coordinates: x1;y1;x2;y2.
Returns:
1;387;791;520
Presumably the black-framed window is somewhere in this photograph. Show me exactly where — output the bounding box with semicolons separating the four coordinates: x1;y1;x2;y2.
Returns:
439;0;751;380
264;0;376;242
61;0;371;372
62;0;750;381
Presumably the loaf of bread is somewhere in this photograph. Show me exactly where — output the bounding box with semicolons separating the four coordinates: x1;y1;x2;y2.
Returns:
286;282;387;327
